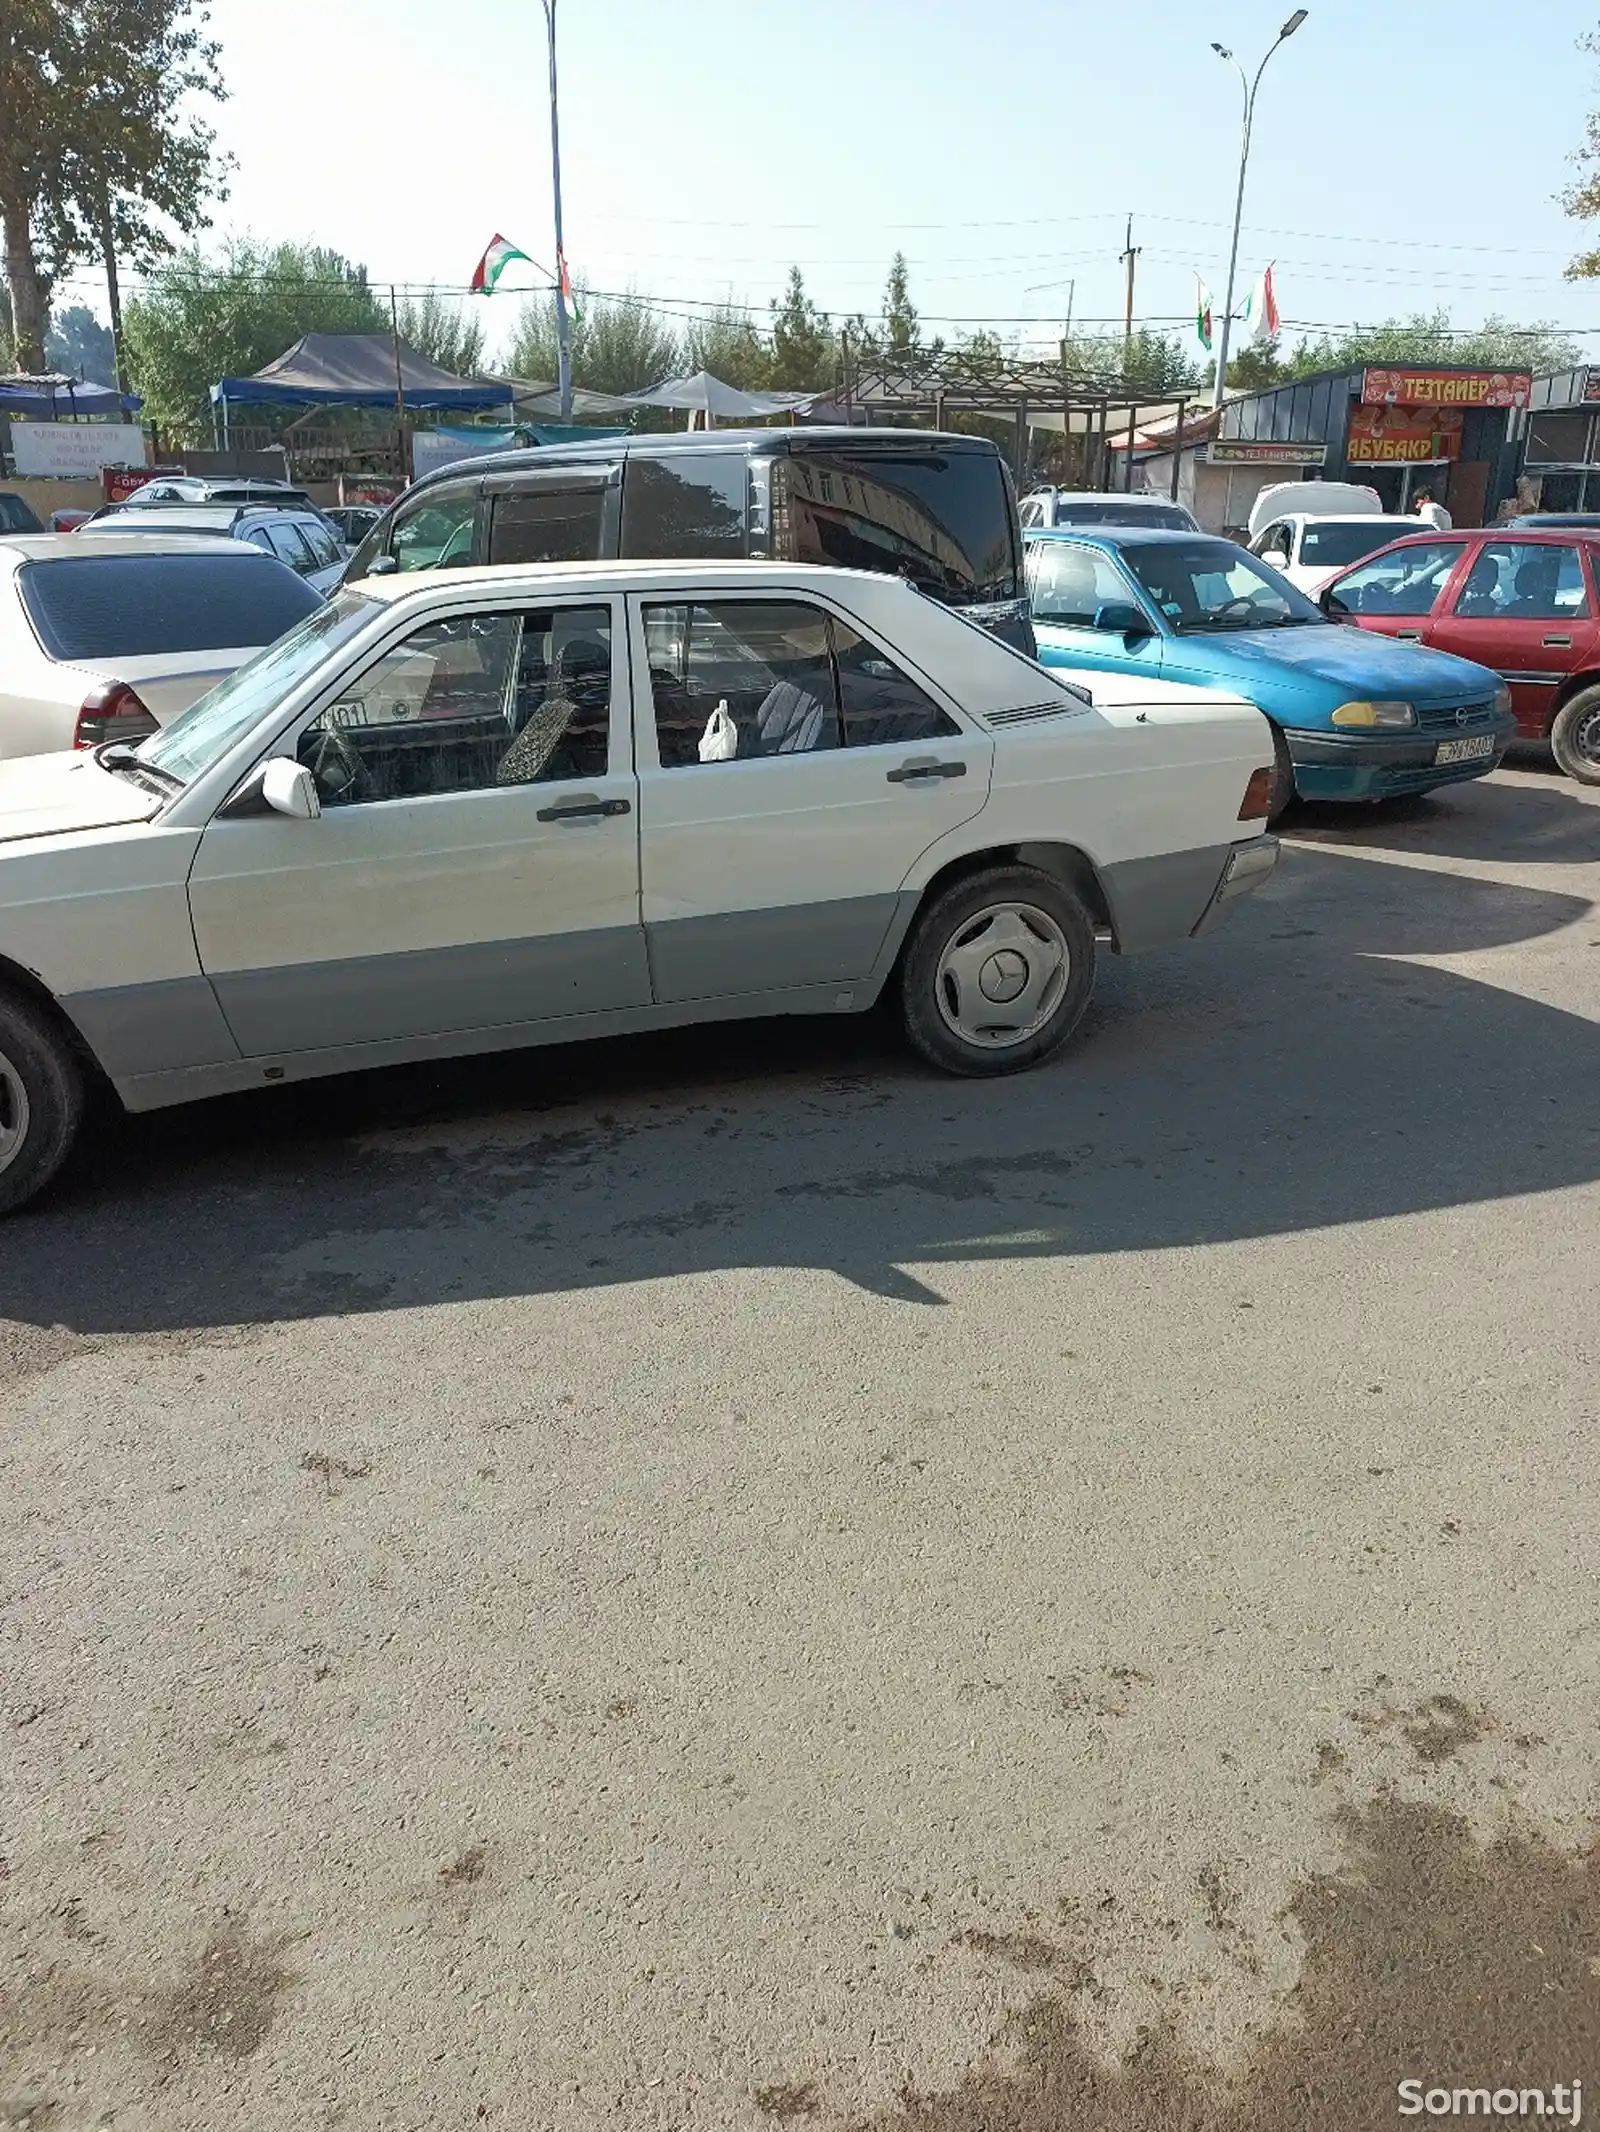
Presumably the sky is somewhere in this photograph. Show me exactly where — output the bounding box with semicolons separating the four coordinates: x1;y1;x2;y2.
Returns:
49;0;1600;367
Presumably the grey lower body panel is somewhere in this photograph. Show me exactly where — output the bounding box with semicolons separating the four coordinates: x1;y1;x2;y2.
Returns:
1097;844;1234;955
645;894;902;1006
207;926;653;1056
61;973;242;1079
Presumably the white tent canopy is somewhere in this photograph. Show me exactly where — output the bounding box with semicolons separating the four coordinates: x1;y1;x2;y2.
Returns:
625;370;819;421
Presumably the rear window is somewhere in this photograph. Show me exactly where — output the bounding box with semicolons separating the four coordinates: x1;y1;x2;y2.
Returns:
1052;500;1195;530
773;447;1019;602
0;493;43;534
621;454;746;559
18;553;322;661
1298;521;1407;566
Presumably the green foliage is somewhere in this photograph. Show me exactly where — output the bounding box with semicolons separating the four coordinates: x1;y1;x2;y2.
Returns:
881;251;919;361
505;286;682;396
0;0;228;368
684;301;771;391
46;303;117;384
1282;312;1580;378
1223;338;1285;392
1564;28;1600;276
1067;327;1203;396
769;267;834;391
396;289;486;378
123;237;386;441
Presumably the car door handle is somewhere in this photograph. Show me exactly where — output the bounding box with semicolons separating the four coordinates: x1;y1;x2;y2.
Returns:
535;796;631;822
1395;629;1423;641
1542;634;1572;647
886;759;967;784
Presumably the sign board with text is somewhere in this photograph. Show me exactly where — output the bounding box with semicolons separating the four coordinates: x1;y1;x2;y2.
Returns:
1360;367;1531;409
10;422;147;480
1347;405;1465;464
1207;439;1327;467
104;464;181;505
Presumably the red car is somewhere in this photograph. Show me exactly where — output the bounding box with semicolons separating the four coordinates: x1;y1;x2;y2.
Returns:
1323;528;1600;785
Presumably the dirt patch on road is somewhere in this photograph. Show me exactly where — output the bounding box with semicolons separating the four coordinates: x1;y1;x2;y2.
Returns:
863;1793;1600;2131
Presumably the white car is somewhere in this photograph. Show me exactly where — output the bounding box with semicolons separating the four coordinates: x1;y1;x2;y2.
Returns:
1249;512;1420;596
0;534;323;758
0;560;1279;1214
1020;488;1199;533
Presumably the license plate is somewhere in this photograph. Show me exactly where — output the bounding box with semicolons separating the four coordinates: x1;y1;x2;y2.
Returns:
1434;733;1496;765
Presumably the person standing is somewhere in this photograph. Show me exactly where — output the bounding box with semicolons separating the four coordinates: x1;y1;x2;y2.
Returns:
1412;487;1453;532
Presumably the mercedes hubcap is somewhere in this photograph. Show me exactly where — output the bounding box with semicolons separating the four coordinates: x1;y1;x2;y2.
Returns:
935;902;1070;1050
1575;704;1600;764
0;1048;29;1178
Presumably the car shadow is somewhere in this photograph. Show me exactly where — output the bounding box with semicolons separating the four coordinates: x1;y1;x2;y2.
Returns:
0;846;1595;1345
1282;765;1598;866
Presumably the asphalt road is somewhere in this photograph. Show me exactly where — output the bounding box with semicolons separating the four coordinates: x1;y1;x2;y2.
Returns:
4;762;1599;2132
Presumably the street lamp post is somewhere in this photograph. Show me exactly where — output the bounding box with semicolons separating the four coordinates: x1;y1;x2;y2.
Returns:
1209;9;1307;410
542;0;573;422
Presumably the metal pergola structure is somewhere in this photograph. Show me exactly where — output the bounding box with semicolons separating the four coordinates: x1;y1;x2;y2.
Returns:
835;353;1195;499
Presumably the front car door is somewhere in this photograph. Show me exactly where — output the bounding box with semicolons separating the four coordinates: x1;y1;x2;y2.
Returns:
629;592;992;1005
1024;539;1165;678
1323;538;1470;644
1426;537;1600;741
187;594;648;1056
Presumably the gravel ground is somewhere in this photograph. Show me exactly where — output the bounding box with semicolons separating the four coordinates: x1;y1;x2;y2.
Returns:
3;761;1599;2131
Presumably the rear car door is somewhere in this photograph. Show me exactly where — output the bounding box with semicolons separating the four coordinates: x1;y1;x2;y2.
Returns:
187;594;648;1056
1425;538;1600;740
1024;539;1165;679
629;592;992;1005
1324;539;1469;644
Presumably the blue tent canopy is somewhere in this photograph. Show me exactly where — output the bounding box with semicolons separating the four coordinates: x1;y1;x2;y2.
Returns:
211;332;510;413
0;373;141;417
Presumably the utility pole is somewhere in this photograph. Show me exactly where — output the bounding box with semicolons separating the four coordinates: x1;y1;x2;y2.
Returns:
388;284;408;479
1210;10;1308;409
100;197;130;402
1119;217;1140;374
542;0;573;422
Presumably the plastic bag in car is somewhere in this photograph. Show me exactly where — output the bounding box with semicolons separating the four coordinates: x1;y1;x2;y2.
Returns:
698;699;738;762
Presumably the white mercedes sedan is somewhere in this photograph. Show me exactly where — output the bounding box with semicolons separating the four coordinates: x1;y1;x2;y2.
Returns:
0;560;1279;1213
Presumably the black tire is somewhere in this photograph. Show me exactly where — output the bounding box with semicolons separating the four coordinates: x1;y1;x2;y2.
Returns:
1266;725;1297;824
900;863;1096;1078
1550;685;1600;786
0;988;85;1217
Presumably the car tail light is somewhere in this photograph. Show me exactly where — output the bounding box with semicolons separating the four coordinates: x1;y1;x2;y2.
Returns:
74;681;159;750
1238;766;1274;820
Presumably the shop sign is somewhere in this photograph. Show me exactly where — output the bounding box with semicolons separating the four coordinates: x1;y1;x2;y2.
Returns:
103;463;180;504
1348;405;1465;463
10;421;147;479
1206;439;1327;466
1360;367;1531;409
1582;370;1600;404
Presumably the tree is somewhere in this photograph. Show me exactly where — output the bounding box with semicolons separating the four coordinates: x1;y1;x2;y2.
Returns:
46;302;117;384
0;2;227;371
684;300;771;391
1282;311;1580;378
769;267;833;391
1564;28;1600;276
1068;328;1201;396
123;237;386;441
882;251;919;362
396;289;486;379
505;287;681;397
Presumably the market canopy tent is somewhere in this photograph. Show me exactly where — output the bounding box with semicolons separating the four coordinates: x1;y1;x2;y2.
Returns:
210;334;511;413
494;377;640;422
625;370;819;422
0;372;141;417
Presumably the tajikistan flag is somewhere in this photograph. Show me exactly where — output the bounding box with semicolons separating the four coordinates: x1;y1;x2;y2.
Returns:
1195;277;1214;354
471;233;532;295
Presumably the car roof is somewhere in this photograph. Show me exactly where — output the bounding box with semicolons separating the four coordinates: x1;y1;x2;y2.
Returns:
0;531;274;567
90;504;318;532
1281;512;1415;526
1030;489;1188;506
1023;525;1226;547
348;556;963;605
1361;526;1600;550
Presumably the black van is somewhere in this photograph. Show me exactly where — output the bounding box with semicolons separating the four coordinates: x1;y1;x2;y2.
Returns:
344;427;1033;653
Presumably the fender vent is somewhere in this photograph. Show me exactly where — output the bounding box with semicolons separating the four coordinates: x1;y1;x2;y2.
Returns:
985;700;1090;728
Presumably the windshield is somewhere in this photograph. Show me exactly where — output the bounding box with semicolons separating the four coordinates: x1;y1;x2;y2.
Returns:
1118;539;1325;632
1054;500;1195;531
137;590;378;784
1298;521;1409;566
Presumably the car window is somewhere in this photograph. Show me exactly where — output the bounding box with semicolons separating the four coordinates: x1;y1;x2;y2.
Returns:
621;455;746;559
1119;539;1323;631
645;601;839;766
1452;542;1591;623
299;519;343;570
1328;541;1465;618
831;621;960;747
772;448;1018;602
297;605;612;807
488;486;608;565
17;553;322;662
1019;499;1045;528
1252;522;1291;559
1026;541;1138;627
1054;500;1196;530
0;493;43;533
1299;521;1409;568
265;522;317;574
390;487;478;572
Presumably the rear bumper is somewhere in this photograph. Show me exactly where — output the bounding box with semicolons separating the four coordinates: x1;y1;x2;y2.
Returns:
1282;713;1516;799
1101;836;1279;954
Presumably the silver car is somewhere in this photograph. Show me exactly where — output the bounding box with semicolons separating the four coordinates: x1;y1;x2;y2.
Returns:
78;504;348;597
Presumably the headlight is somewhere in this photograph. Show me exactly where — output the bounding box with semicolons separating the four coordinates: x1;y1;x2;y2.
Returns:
1330;699;1416;728
1492;685;1513;717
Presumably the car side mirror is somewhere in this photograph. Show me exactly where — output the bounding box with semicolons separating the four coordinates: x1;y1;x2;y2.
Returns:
261;757;322;819
1094;600;1150;637
366;554;398;577
1320;588;1351;620
1262;548;1289;569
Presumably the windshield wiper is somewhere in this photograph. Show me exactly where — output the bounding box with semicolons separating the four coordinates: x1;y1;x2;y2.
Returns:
95;740;181;789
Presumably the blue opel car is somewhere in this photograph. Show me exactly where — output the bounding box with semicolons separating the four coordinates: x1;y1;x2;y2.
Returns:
1024;528;1516;815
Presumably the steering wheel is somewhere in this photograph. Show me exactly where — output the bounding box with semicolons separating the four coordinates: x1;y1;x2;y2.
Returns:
301;723;365;804
1211;595;1262;623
